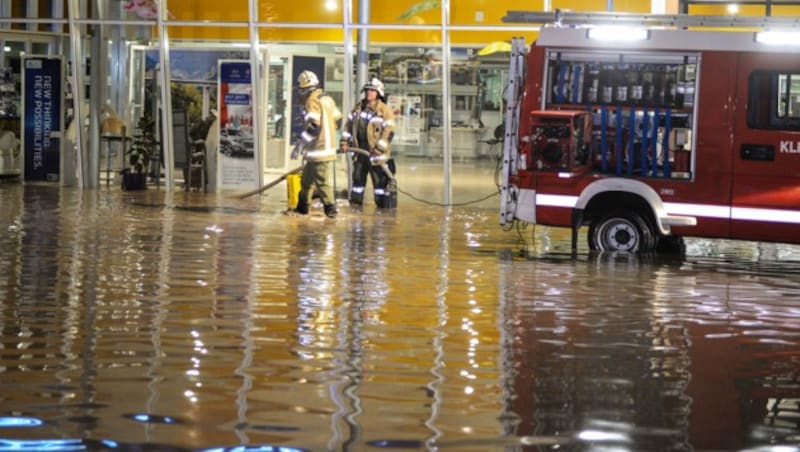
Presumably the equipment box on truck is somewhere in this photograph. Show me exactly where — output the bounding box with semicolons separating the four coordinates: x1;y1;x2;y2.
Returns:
499;23;800;252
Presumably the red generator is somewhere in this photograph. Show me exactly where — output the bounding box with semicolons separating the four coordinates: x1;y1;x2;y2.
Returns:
529;110;593;171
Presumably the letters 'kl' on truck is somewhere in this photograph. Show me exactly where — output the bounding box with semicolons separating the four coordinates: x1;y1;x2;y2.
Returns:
499;27;800;253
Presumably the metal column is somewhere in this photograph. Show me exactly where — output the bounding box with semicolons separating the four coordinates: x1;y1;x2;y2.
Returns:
0;1;10;29
249;0;263;188
26;0;38;32
67;0;87;188
51;1;64;33
87;0;108;189
157;0;174;189
342;0;354;113
441;0;452;206
357;0;369;93
343;0;355;198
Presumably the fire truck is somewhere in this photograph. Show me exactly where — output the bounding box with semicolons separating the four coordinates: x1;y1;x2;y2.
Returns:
499;14;800;252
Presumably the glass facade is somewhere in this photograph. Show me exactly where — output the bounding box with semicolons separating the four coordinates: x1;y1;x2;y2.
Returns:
6;0;774;200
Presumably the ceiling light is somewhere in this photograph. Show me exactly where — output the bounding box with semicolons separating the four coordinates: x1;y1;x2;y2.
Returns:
587;27;649;42
755;31;800;46
325;0;337;11
727;3;739;14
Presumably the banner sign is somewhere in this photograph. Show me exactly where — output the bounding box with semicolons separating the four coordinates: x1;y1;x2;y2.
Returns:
22;56;62;182
387;94;422;145
217;60;258;190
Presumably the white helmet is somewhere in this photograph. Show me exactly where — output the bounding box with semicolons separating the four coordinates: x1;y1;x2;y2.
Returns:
362;78;385;100
297;70;319;89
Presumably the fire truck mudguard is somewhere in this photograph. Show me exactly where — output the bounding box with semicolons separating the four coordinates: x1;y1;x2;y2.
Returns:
575;178;697;236
565;178;697;252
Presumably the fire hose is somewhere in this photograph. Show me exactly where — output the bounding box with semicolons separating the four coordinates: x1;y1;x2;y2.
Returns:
345;146;396;183
235;165;304;199
235;147;394;200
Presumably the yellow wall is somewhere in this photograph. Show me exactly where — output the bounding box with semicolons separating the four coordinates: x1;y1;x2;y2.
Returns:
551;0;650;13
10;0;799;42
166;0;652;43
689;4;800;16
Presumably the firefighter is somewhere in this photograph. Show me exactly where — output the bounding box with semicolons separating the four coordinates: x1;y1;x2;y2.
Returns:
291;70;343;218
340;77;397;208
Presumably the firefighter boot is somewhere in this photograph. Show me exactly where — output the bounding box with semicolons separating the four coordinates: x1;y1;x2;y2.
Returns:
375;193;397;209
295;191;309;215
349;188;364;206
323;203;338;218
374;193;387;209
375;186;397;209
385;188;397;208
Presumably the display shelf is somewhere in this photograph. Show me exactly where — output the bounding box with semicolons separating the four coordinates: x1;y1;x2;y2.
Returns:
0;67;21;122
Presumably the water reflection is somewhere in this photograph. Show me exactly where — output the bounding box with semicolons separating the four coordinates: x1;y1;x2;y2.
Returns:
508;250;800;451
507;252;693;450
0;183;798;451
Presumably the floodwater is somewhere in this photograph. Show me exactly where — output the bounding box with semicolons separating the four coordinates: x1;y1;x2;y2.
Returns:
0;181;799;452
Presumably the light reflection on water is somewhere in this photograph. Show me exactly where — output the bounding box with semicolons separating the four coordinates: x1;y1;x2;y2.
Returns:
0;183;798;451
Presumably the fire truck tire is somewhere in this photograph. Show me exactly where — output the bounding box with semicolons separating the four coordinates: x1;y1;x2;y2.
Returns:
588;210;655;253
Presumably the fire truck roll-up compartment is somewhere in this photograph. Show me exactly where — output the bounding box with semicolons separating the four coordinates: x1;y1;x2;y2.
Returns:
499;25;800;253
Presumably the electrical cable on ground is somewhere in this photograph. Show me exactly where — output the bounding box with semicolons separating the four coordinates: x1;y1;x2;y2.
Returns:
396;186;499;207
392;155;504;207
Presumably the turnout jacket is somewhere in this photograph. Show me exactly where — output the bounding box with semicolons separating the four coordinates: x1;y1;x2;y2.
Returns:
341;99;395;165
300;88;342;162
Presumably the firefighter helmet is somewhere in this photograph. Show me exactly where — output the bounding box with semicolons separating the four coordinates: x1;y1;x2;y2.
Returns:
362;78;385;100
297;70;319;89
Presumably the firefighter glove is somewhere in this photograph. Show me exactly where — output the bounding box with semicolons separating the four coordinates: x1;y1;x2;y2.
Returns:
370;150;388;165
290;142;304;160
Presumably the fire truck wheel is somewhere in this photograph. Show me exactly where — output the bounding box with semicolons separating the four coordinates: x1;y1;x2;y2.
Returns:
588;210;655;253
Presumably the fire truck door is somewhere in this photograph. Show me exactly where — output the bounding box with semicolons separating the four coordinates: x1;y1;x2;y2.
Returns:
731;53;800;244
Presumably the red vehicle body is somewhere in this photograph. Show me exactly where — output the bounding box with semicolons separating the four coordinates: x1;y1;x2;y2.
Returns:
500;27;800;252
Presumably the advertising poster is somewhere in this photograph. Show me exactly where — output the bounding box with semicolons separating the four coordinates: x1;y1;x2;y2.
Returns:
145;49;248;171
22;56;62;182
217;60;257;190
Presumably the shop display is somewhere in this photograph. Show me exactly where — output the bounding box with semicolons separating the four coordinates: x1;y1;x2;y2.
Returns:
369;47;493;159
0;68;21;176
0;67;20;119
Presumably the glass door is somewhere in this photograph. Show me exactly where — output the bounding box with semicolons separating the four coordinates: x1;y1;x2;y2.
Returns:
266;55;290;171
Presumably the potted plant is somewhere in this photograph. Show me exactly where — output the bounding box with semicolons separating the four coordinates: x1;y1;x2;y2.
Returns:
121;114;155;190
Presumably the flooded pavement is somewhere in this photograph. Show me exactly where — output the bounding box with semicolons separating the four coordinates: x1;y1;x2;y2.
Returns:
0;182;798;451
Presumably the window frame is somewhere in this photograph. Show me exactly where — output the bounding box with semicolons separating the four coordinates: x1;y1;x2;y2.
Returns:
747;69;800;131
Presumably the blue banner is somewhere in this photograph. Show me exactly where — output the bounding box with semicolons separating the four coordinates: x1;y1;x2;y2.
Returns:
220;62;251;84
223;93;250;105
23;57;62;181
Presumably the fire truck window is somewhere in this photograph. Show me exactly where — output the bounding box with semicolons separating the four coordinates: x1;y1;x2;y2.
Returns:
777;74;800;119
747;71;800;131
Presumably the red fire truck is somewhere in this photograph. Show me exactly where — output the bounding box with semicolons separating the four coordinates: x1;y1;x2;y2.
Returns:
499;23;800;252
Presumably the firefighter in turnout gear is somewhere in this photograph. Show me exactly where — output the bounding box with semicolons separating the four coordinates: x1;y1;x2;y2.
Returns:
340;77;397;208
291;70;343;218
